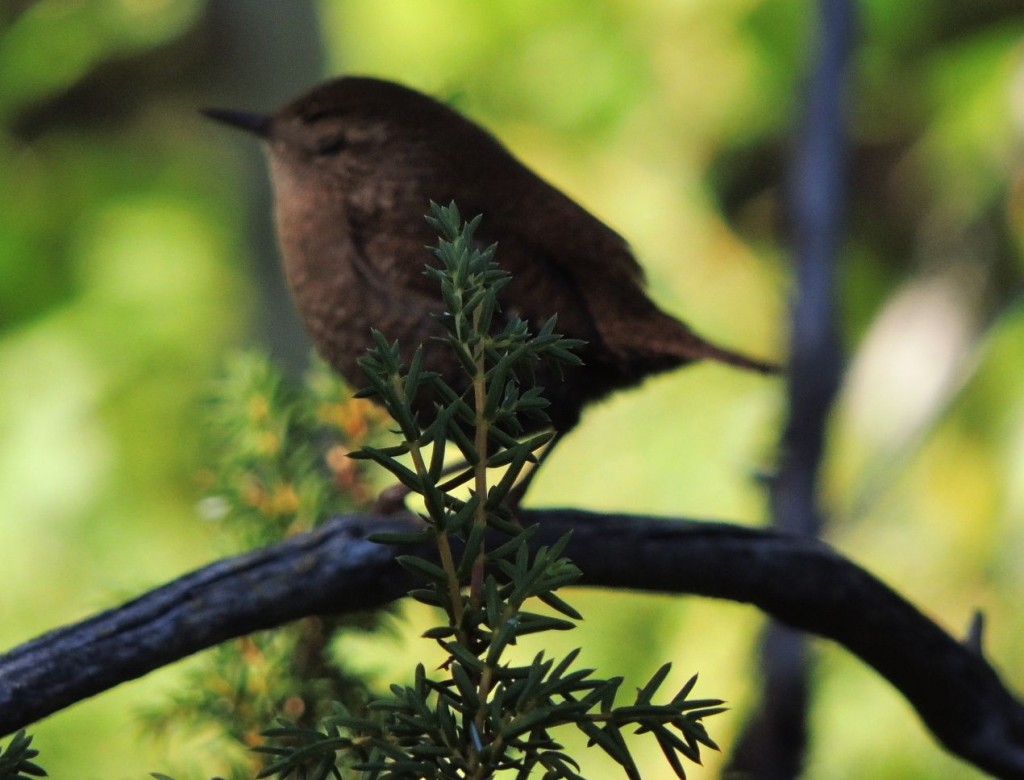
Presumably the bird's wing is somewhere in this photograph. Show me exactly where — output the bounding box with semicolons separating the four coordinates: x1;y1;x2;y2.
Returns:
484;183;779;373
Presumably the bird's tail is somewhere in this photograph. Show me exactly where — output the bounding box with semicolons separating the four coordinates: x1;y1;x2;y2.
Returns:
697;340;781;375
605;311;782;375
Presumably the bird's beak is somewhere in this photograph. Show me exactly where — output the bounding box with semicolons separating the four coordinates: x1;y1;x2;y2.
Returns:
201;108;272;138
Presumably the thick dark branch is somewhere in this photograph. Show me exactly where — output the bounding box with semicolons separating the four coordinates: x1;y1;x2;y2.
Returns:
1;510;1023;777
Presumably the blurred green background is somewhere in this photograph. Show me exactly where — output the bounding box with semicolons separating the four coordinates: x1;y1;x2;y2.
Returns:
1;1;1023;777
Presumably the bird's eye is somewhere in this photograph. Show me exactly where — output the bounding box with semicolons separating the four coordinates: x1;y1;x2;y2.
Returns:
315;134;349;155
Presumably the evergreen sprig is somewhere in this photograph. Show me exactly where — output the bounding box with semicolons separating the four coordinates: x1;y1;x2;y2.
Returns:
257;202;722;779
0;731;45;780
147;354;391;778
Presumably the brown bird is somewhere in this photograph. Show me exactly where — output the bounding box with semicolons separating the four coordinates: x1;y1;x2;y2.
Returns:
204;76;777;435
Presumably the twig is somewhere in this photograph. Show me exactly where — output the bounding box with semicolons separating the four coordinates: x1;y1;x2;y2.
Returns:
732;0;853;774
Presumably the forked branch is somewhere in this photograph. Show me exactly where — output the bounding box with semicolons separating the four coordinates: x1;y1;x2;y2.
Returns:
0;510;1021;777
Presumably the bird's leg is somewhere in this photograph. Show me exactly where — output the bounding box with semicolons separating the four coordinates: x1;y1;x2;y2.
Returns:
373;430;563;516
373;459;470;515
505;430;563;514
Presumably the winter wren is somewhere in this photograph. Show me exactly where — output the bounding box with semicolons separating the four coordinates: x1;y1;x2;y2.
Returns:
204;76;777;433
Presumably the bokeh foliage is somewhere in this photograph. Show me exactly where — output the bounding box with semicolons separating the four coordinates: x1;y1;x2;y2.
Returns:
1;1;1022;777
